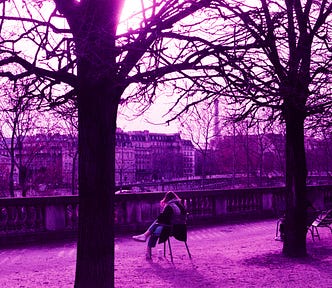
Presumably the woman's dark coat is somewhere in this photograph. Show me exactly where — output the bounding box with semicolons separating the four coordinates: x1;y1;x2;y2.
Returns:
157;201;187;243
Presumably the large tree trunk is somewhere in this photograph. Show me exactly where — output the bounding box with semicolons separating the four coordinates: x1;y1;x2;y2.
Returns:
283;106;308;257
75;91;118;288
74;70;123;287
69;2;124;287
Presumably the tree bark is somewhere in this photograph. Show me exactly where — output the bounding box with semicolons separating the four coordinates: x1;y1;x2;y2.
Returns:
282;103;308;257
74;86;118;288
74;51;124;287
54;1;125;287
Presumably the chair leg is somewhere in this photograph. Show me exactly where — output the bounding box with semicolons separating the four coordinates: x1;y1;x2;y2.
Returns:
315;227;321;240
328;225;332;233
168;238;173;263
310;227;315;241
184;241;192;259
276;220;280;238
163;237;191;262
310;226;320;241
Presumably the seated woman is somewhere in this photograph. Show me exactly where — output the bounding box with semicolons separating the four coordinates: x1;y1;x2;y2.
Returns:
132;191;187;259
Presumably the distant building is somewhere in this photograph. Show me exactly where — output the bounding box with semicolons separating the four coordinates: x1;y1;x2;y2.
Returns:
181;139;195;177
0;130;195;195
127;130;151;182
115;130;136;186
126;130;195;182
60;135;78;190
16;134;73;189
1;129;331;194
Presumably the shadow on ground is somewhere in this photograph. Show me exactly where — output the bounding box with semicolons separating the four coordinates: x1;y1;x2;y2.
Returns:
147;260;216;288
244;243;332;265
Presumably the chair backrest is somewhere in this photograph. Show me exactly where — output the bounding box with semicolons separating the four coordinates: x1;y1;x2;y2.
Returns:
307;210;320;226
168;202;187;225
322;209;332;223
312;209;332;227
158;202;188;243
172;223;187;242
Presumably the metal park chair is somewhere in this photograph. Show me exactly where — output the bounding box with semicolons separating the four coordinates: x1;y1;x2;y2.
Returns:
308;209;332;240
155;212;192;263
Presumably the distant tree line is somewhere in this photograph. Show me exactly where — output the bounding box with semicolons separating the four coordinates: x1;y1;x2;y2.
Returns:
195;132;332;186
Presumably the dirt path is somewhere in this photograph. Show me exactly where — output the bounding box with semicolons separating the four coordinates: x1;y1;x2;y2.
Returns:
115;220;332;288
0;220;331;287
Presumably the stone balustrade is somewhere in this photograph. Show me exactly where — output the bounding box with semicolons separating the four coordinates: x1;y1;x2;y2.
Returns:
0;186;331;245
0;196;78;245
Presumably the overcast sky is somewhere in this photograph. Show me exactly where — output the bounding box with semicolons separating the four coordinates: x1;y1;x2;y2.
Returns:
117;1;181;134
117;99;180;134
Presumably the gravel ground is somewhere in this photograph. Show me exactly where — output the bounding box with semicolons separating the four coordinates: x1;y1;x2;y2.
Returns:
0;220;331;287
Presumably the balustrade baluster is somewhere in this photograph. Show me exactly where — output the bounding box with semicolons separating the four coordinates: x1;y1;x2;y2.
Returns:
248;193;253;211
71;204;78;229
65;204;73;228
16;206;27;231
116;201;127;224
197;197;201;215
202;196;207;215
198;196;203;216
256;193;262;210
239;194;244;211
35;205;44;231
26;206;36;229
7;206;18;231
226;197;232;212
199;196;204;216
114;203;119;224
245;194;250;211
253;193;257;210
186;197;193;214
184;197;193;223
244;194;248;211
192;197;197;218
0;207;8;232
235;195;240;212
204;197;212;216
324;190;332;207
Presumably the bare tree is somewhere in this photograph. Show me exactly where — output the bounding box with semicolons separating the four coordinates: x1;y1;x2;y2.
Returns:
0;83;46;197
0;1;214;286
195;0;332;256
53;106;78;195
166;0;332;257
254;123;279;184
179;100;220;186
1;1;328;284
152;0;332;257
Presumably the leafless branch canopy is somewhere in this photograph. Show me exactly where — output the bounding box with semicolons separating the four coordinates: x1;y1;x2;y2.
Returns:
0;0;332;132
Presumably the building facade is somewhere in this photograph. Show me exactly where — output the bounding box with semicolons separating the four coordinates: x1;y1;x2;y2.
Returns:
121;129;196;183
115;130;136;187
0;130;195;195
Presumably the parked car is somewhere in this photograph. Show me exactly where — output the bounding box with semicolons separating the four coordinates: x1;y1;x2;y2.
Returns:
115;189;132;194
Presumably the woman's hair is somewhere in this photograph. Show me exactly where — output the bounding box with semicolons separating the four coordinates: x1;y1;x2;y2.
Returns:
160;191;180;206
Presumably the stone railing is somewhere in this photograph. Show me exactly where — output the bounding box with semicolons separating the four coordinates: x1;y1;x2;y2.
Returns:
115;185;332;232
1;185;331;245
0;196;78;245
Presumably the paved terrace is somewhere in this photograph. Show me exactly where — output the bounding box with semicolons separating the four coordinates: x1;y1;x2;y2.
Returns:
0;219;332;288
